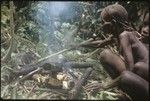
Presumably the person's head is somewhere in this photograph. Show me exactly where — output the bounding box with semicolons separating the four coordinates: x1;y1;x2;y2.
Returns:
100;4;130;37
140;12;149;43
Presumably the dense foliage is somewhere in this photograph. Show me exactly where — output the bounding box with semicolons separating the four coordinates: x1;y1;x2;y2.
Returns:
1;1;148;100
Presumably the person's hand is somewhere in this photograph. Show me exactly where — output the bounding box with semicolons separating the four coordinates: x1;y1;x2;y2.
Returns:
84;82;103;93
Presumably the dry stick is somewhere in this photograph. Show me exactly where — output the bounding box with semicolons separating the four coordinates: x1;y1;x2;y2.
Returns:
0;38;11;45
79;35;113;48
85;48;101;59
26;83;37;98
13;39;93;76
2;1;15;62
13;37;112;77
11;83;18;99
81;35;113;59
36;48;71;64
14;48;72;75
84;82;101;90
26;87;68;96
37;93;54;99
66;62;93;68
101;33;116;52
1;85;10;98
72;38;94;49
13;37;111;77
22;85;29;93
14;34;36;48
13;36;113;82
84;88;91;99
18;68;42;83
70;67;93;99
101;33;125;62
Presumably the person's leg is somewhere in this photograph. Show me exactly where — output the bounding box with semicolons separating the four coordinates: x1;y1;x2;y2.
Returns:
99;49;126;79
119;71;149;100
132;62;149;81
85;70;149;100
99;70;149;100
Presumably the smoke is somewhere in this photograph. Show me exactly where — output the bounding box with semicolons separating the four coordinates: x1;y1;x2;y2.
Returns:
29;1;82;57
31;2;70;53
28;1;83;82
48;2;67;17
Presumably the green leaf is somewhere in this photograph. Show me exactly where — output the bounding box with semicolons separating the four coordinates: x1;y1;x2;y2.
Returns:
54;31;64;40
97;8;102;13
10;84;18;99
92;19;96;24
1;85;10;98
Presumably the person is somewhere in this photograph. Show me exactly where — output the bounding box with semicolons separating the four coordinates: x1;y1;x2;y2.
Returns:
86;4;149;100
139;12;149;49
100;4;149;80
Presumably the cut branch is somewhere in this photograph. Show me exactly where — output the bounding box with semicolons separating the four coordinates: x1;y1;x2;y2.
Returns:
18;68;42;83
70;67;93;99
79;35;113;48
66;62;93;68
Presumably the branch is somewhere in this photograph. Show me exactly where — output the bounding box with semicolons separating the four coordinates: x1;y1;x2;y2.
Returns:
11;36;111;77
79;35;113;48
2;1;15;63
18;68;42;83
70;67;93;99
65;62;93;68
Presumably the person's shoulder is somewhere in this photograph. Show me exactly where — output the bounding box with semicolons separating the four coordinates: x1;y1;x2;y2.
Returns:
119;31;131;38
120;31;139;37
122;30;133;34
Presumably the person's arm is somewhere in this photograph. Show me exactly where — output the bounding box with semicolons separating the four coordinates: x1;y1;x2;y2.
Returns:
119;32;134;70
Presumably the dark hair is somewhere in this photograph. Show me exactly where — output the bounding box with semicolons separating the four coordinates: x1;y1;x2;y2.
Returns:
101;4;134;31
